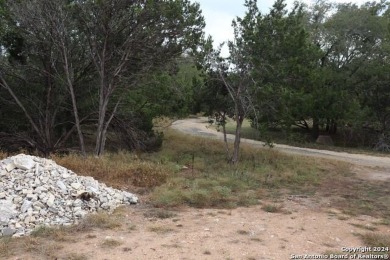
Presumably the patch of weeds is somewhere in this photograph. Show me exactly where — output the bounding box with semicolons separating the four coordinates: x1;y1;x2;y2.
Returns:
319;178;390;220
144;209;177;219
101;238;123;248
148;225;175;234
379;217;390;226
261;204;283;213
237;230;250;235
23;237;41;253
161;244;181;248
86;234;97;239
0;237;13;258
23;238;63;258
30;226;74;242
349;223;378;231
76;212;122;231
150;186;185;207
359;233;390;247
250;238;262;242
123;247;132;252
337;215;350;221
127;224;137;231
65;253;89;260
217;210;232;215
130;161;169;188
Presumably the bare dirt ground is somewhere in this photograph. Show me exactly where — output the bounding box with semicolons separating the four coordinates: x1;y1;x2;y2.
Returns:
5;117;390;260
9;202;389;260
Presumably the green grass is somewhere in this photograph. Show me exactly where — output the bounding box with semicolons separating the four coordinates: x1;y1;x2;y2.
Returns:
146;129;328;208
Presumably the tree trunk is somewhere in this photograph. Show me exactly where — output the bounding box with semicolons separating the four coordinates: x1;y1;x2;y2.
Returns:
43;61;54;154
95;60;108;156
231;113;244;165
62;50;86;156
312;117;320;139
95;101;107;156
219;112;230;161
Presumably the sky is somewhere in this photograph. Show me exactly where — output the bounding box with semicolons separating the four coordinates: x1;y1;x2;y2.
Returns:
194;0;369;55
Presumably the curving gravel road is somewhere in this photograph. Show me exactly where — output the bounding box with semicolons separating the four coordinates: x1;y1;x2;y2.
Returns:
171;117;390;181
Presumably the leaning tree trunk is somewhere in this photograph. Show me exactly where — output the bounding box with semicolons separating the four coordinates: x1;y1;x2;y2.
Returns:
62;51;86;156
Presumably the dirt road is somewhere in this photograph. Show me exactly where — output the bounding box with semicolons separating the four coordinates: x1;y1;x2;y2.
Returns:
171;117;390;181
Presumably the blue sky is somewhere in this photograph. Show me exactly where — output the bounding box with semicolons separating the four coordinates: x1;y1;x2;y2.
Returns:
194;0;368;55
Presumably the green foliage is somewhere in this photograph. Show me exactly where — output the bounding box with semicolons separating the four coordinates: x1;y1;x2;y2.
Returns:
214;0;390;149
0;0;206;154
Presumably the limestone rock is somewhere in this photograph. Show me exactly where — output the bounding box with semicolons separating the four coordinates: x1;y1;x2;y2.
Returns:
13;156;36;170
0;154;139;237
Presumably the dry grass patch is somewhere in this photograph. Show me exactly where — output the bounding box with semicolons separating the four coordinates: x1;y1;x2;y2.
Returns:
148;225;175;234
101;238;123;248
261;203;284;213
1;231;68;259
0;237;13;258
237;230;250;235
0;150;9;160
318;177;390;219
23;237;64;258
64;253;89;260
349;223;378;231
360;233;390;247
31;225;76;242
76;212;123;231
52;151;170;189
143;208;177;219
203;250;212;255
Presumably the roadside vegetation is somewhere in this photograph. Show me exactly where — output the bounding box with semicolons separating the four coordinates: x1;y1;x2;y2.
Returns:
2;126;388;217
1;126;389;219
1;128;389;258
214;118;390;156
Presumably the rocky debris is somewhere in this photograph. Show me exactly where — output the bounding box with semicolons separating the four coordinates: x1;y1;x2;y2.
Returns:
0;154;138;237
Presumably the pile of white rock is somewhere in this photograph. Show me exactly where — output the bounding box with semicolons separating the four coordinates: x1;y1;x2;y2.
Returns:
0;154;138;237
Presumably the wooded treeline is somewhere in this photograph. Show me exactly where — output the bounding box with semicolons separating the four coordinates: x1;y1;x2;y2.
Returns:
1;0;389;157
199;0;390;162
0;0;205;156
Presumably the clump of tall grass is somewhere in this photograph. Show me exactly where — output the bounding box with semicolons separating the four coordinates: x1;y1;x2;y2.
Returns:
52;151;170;188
